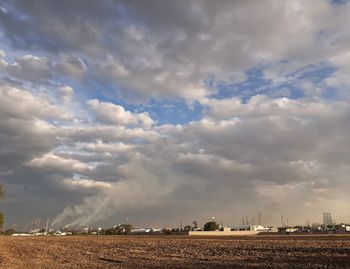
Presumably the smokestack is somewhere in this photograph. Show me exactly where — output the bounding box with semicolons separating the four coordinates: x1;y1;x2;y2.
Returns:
323;212;333;226
46;217;50;233
258;213;262;226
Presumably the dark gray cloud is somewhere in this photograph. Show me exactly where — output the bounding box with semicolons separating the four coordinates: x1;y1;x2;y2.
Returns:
2;0;348;100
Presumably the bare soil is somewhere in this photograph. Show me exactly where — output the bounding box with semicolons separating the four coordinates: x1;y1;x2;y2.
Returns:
1;235;350;268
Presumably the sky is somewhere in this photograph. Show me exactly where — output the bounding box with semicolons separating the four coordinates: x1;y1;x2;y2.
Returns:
1;0;350;229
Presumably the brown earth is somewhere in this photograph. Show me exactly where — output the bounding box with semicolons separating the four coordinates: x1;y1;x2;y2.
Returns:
0;235;350;268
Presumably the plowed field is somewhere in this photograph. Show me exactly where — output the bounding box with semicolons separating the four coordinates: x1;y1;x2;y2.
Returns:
1;235;350;268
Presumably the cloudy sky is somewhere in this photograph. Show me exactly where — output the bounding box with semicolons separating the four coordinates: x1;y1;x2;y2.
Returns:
1;0;350;229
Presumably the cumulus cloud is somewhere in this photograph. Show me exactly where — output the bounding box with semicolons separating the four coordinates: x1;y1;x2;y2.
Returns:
0;84;72;120
1;0;350;228
54;54;87;80
0;54;52;82
88;99;154;128
83;142;136;153
59;85;74;103
2;0;347;101
50;95;350;226
26;153;90;173
63;178;112;190
3;86;350;226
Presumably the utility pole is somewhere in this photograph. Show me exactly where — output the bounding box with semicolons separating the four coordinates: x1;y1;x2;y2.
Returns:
281;215;284;227
258;213;262;226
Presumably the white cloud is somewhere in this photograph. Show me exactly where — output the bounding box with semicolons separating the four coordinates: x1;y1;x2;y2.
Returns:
26;153;90;173
83;142;135;153
63;178;112;189
59;85;74;103
0;84;72;120
88;99;154;128
2;54;52;82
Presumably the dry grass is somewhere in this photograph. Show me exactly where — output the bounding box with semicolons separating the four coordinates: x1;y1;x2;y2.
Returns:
1;235;350;268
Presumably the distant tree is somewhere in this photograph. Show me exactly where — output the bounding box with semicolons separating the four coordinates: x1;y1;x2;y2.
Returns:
104;227;116;235
0;213;3;229
184;225;192;231
203;221;219;231
0;185;4;228
114;224;133;234
103;224;134;235
119;224;133;234
4;228;14;235
162;228;171;235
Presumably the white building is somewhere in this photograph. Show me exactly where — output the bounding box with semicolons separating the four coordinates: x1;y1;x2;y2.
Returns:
250;225;271;232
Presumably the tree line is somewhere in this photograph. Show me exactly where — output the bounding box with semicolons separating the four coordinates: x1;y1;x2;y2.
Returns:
0;185;4;228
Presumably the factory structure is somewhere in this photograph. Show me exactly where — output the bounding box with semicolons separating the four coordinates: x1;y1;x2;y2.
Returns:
3;212;350;236
188;225;278;236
